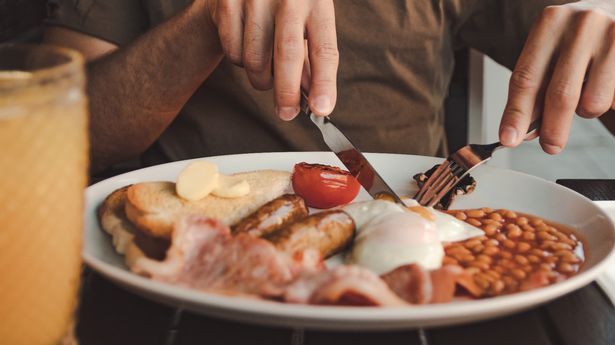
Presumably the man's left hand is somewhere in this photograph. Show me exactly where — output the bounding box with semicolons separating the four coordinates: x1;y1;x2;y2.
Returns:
499;1;615;154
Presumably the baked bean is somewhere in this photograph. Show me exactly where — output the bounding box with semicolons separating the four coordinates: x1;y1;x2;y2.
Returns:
493;266;505;274
495;234;507;242
517;242;531;253
442;257;458;265
529;248;546;257
485;269;501;279
465;267;480;275
539;263;554;271
492;280;505;294
556;251;579;263
476;255;493;264
552;242;572;251
505;211;517;219
469;261;490;271
483;246;499;256
536;224;550;233
530;218;545;227
471;245;485;254
507;226;522;239
527;255;540;264
467;218;482;227
481;207;495;214
511;269;526;280
521;224;535;232
522;231;536;241
558;263;574;274
458;254;475;263
545;256;558;264
464;239;482;248
482;219;498;226
489;212;503;221
503;239;516;249
475;275;491;289
484;239;499;247
516;217;529;226
537;231;557;241
455;212;467;220
500;251;513;259
467;209;486;218
514;255;529;266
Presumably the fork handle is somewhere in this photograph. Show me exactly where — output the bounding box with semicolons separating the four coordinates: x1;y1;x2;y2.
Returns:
526;118;541;137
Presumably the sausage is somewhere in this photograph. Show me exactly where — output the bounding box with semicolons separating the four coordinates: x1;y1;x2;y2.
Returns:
232;194;309;238
265;210;355;258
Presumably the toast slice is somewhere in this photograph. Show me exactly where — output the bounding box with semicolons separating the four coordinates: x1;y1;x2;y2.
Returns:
125;169;291;240
97;185;137;254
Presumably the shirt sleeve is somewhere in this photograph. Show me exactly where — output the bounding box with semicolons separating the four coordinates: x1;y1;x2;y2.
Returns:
45;0;148;46
454;0;575;70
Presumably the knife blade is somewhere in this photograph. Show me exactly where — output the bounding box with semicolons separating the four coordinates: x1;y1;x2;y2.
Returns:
301;90;404;204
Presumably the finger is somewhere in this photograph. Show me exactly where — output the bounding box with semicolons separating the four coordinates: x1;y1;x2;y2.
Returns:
274;1;308;120
216;0;244;65
541;13;597;154
306;0;338;116
499;6;567;147
577;26;615;118
243;0;275;90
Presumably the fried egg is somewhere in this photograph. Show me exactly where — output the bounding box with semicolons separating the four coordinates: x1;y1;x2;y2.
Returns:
342;200;484;274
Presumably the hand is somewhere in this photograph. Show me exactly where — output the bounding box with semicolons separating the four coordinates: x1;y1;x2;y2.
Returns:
499;1;615;154
205;0;338;120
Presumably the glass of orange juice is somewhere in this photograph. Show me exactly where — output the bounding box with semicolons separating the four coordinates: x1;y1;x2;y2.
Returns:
0;44;88;345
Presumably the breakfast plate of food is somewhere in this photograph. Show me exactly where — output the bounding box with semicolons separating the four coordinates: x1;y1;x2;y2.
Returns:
83;152;615;330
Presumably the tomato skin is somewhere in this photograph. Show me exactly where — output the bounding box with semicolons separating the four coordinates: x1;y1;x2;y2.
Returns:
291;162;361;209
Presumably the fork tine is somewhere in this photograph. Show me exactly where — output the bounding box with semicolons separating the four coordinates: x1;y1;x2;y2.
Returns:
414;160;453;201
418;172;457;206
425;176;459;207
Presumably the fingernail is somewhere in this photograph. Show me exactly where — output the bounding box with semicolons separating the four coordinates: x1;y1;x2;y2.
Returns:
542;143;562;155
276;106;299;121
500;126;519;146
312;95;332;115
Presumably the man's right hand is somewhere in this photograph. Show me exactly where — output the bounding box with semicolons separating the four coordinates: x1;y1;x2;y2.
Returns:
204;0;339;120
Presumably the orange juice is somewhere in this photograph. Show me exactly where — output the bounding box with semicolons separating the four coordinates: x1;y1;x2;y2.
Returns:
0;46;88;345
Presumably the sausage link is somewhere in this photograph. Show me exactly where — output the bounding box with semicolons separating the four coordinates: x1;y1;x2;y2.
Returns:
265;210;355;258
232;194;308;238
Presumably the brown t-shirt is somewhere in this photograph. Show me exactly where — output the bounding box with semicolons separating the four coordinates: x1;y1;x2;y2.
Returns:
46;0;571;165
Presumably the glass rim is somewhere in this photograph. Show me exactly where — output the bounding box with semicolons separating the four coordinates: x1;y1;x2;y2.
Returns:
0;43;84;89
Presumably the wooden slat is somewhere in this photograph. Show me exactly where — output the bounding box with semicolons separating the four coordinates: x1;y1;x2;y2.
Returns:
429;307;554;345
304;329;422;345
175;312;293;345
77;270;176;345
544;283;615;345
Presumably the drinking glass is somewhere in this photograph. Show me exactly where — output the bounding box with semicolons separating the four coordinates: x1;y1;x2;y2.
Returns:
0;44;88;345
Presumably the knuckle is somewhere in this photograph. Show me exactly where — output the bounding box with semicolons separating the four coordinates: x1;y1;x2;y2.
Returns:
546;81;578;107
311;41;339;62
509;68;539;92
502;105;528;124
540;6;568;23
243;49;268;72
276;88;300;104
276;35;304;61
577;94;610;118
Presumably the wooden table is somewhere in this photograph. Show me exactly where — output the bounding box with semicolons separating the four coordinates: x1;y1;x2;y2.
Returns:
76;180;615;345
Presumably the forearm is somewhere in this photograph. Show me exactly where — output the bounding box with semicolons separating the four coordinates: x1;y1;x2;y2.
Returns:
87;2;223;172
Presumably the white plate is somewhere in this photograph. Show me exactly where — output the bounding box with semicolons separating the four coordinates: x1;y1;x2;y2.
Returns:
83;152;615;330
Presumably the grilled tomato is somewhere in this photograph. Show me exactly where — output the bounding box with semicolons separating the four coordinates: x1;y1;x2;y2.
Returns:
292;162;361;209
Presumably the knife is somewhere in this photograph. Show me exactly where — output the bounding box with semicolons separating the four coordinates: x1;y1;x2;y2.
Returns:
301;90;404;204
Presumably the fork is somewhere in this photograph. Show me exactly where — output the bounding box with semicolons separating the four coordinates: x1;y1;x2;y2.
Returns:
414;120;541;207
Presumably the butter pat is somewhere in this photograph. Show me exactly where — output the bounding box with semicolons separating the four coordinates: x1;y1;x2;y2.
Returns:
176;160;219;200
212;174;250;198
